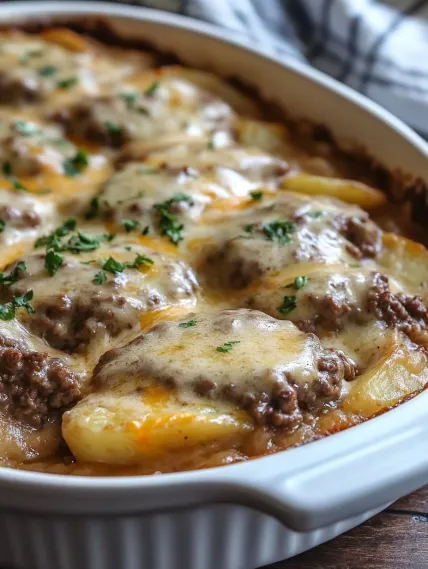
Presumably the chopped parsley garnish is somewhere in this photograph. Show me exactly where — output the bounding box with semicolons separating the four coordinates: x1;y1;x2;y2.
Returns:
306;210;325;219
179;319;197;328
102;256;125;274
93;271;107;285
102;252;154;274
0;219;5;233
122;219;140;233
63;148;89;178
2;162;28;192
262;220;296;244
119;91;138;108
65;232;104;253
44;250;63;276
207;139;215;150
250;190;263;201
285;276;309;290
350;263;361;268
14;120;39;136
216;340;241;353
35;219;110;256
57;77;78;90
2;162;12;176
277;295;297;315
2;161;28;191
131;254;154;268
38;64;57;77
0;262;26;286
141;225;150;236
0;290;34;321
35;218;76;249
144;81;160;97
244;219;296;245
11;178;28;192
104;122;122;136
85;196;99;220
153;193;191;245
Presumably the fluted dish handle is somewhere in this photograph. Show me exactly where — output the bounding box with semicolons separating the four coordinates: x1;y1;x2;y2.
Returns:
232;392;428;532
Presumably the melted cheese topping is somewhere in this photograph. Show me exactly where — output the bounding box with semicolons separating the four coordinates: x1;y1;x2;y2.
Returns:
0;28;426;475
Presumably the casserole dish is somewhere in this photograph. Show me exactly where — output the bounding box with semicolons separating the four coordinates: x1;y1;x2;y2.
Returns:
1;2;428;568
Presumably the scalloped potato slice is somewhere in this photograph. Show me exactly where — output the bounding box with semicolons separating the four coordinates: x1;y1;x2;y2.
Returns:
238;119;290;155
342;343;428;418
380;233;428;296
159;66;261;118
62;381;253;465
281;173;386;209
41;28;91;52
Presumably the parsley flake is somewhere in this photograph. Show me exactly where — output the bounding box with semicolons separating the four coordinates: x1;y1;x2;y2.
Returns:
93;271;107;285
102;257;126;274
262;220;296;244
122;219;140;233
131;254;154;268
216;340;241;353
104;122;122;136
250;190;263;201
141;225;150;236
306;211;325;219
179;319;197;329
0;262;26;286
153;193;191;245
38;65;57;77
144;81;160;97
285;276;309;290
65;231;103;253
85;196;99;220
119;91;138;107
0;290;35;321
45;250;63;276
63;148;89;178
0;219;5;233
277;295;297;315
2;162;12;176
11;178;28;192
57;77;78;90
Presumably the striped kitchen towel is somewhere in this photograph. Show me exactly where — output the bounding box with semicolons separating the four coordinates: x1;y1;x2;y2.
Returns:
113;0;428;135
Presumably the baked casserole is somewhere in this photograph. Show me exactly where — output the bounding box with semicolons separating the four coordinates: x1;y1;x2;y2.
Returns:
0;26;427;477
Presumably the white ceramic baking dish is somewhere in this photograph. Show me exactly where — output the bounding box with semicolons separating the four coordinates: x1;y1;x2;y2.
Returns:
1;2;428;568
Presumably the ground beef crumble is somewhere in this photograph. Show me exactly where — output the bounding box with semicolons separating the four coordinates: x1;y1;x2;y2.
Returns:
0;336;81;427
367;272;428;348
28;291;131;354
335;214;382;259
213;345;356;430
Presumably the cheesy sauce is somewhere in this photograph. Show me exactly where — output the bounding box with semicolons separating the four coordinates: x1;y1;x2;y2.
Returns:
0;28;427;476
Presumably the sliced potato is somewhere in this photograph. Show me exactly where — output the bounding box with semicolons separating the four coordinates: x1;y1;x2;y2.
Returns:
160;66;261;118
62;380;253;465
41;28;90;53
342;342;428;418
379;232;428;296
281;173;386;209
238;119;290;155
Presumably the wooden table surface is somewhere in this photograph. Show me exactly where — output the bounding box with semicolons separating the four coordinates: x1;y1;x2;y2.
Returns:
265;486;428;569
